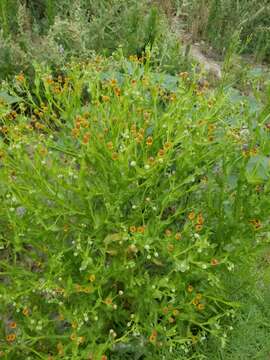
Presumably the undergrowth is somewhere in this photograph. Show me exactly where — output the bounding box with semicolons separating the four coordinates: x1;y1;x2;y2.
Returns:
0;0;184;80
168;0;270;62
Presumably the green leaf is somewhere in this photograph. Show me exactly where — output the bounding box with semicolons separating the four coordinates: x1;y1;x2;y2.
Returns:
245;155;270;184
0;91;21;104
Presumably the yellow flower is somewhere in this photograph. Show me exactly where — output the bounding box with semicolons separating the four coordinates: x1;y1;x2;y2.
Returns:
111;152;119;161
165;229;172;237
167;243;174;252
72;128;80;138
158;149;165;157
70;333;77;341
101;95;110;102
6;333;16;342
22;307;29;316
164;142;172;150
175;232;181;240
104;297;113;306
129;226;137;233
197;303;205;311
187;285;193;293
107;141;114;150
88;274;96;282
146;136;153;146
188;211;195;221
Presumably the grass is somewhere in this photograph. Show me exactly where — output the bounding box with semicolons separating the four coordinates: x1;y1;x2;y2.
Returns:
166;0;270;62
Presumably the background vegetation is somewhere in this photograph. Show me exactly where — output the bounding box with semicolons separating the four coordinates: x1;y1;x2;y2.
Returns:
167;0;270;61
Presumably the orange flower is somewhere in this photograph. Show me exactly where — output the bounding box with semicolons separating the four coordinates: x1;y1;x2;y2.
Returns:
16;73;25;82
104;297;113;306
6;333;16;342
164;142;172;150
107;141;114;150
195;224;203;232
101;95;110;102
188;211;195;221
137;226;145;234
82;132;91;144
211;258;219;266
175;232;181;240
114;87;121;97
197;213;204;225
8;322;17;329
158;149;165;157
129;226;137;233
111;79;117;86
146;136;153;146
101;355;108;360
111;152;119;161
149;329;157;343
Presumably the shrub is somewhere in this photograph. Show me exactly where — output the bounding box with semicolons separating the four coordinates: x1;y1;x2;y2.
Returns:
0;55;269;359
0;0;184;81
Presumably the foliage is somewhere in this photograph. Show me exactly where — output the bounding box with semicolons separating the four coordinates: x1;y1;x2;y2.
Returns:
0;53;270;359
169;0;270;61
0;0;184;80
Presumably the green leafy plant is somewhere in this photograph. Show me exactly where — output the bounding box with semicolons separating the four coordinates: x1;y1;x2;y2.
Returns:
0;53;269;359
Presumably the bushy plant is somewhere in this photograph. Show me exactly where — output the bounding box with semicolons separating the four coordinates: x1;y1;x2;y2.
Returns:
0;54;269;359
0;0;184;81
